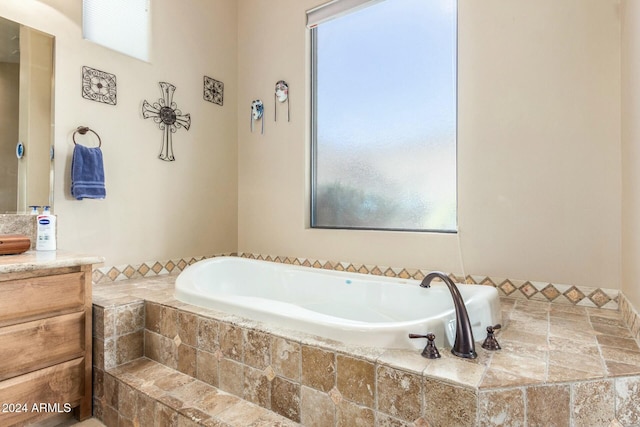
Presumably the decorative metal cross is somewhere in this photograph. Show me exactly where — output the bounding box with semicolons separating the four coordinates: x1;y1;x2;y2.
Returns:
142;82;191;161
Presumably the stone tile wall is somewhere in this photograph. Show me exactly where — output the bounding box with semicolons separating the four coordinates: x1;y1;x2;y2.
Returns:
93;301;145;371
92;292;640;426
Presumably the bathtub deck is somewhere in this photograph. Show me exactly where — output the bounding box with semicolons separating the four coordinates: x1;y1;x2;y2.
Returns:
92;274;640;426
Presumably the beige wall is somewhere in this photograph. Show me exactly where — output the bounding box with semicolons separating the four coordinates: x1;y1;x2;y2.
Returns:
0;0;238;266
622;0;640;309
458;0;621;286
0;1;626;295
238;0;622;288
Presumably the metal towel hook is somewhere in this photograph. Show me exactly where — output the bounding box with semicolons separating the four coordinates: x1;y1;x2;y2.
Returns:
72;126;102;147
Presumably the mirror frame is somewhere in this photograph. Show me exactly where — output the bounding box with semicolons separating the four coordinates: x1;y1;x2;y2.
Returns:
0;16;54;214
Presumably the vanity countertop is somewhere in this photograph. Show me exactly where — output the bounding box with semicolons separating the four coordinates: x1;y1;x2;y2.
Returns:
0;250;104;274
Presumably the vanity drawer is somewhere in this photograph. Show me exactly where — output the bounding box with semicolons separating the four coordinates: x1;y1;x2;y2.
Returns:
0;272;85;327
0;357;84;426
0;312;85;381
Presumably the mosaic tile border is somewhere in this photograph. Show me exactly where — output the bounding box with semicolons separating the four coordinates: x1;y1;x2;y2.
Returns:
93;252;620;310
92;254;224;284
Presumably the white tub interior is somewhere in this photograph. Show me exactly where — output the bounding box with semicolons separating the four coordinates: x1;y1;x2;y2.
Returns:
175;257;502;351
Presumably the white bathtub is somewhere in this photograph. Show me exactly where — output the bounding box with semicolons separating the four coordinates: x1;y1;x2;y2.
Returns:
174;257;502;351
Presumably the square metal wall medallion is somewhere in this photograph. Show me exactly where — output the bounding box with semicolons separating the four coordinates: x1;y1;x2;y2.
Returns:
82;66;117;105
203;76;223;106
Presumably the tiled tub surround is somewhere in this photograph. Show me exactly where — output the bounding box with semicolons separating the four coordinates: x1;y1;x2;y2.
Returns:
92;275;640;427
91;252;640;345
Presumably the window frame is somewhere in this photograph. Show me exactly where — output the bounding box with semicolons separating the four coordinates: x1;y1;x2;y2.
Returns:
309;1;458;233
82;0;150;62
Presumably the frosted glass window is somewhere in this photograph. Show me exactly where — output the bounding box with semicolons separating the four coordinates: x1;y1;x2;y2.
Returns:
311;0;457;232
82;0;150;61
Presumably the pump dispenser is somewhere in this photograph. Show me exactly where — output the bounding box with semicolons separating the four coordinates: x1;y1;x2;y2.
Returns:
36;206;56;251
29;206;39;215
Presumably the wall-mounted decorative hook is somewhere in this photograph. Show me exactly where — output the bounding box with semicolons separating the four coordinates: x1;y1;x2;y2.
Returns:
251;99;264;134
274;80;289;122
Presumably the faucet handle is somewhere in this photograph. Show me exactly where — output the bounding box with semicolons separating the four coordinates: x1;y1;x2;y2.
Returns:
409;333;441;359
488;324;501;332
481;324;502;351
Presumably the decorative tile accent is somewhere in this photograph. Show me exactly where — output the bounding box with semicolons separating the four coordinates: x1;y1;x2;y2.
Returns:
328;387;342;405
122;265;136;278
564;286;586;304
481;277;497;287
93;251;620;309
264;365;276;382
94;255;215;284
589;289;612;308
92;269;105;284
519;281;538;298
541;284;562;301
499;280;517;296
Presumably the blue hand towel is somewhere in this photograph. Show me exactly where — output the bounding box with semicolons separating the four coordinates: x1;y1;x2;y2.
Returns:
71;144;106;200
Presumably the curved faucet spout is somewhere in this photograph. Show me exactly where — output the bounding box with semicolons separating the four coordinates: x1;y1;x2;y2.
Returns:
421;272;477;359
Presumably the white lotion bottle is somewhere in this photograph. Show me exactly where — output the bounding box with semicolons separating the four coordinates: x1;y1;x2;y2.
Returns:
36;206;57;251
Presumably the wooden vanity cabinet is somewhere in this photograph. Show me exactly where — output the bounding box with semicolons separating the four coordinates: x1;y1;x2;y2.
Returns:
0;265;93;426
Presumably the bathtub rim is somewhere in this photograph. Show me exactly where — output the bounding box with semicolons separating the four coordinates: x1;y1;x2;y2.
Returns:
174;256;502;350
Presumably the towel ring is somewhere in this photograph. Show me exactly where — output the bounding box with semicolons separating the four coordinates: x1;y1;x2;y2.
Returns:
73;126;102;147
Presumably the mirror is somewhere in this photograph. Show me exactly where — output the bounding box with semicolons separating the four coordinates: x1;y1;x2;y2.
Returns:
0;16;54;214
